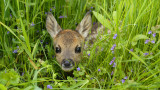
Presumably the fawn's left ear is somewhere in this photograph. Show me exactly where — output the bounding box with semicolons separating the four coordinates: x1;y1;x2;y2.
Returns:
76;12;92;38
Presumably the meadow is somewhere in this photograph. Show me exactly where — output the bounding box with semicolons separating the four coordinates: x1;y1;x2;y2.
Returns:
0;0;160;89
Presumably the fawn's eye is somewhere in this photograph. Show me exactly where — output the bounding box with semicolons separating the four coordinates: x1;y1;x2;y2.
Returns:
56;45;61;53
75;45;81;53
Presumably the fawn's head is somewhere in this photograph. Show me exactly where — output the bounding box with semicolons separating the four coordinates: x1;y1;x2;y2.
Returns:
46;12;92;72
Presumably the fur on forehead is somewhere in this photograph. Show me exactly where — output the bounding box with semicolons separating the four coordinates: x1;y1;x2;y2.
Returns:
54;30;84;46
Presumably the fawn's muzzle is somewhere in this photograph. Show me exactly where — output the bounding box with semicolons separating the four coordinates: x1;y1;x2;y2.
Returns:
61;59;75;71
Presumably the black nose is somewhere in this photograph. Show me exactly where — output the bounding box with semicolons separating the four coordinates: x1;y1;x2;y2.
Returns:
62;59;74;68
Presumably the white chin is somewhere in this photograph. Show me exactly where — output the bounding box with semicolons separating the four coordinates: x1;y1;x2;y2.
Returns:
62;66;74;72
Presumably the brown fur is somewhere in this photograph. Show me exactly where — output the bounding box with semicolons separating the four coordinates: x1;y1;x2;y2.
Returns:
46;12;102;72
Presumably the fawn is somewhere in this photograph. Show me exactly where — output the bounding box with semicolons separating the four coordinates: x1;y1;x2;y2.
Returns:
46;12;103;72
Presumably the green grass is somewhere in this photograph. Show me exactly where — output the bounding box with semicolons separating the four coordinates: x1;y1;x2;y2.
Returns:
0;0;160;89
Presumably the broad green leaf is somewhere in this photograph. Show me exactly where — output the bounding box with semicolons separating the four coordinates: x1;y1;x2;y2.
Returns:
0;84;7;90
0;69;20;85
132;34;149;46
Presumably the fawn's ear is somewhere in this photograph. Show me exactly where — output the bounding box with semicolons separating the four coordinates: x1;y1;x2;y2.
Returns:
46;12;62;38
76;12;92;38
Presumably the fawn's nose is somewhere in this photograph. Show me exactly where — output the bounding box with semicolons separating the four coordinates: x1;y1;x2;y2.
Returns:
62;59;74;68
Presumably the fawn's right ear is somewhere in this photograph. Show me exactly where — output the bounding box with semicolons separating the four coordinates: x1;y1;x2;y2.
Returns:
46;12;62;38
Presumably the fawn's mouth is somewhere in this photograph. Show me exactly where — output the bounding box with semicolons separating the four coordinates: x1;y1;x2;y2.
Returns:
61;66;74;72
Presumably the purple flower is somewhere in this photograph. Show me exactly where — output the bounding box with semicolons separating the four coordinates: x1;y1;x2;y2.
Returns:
59;16;67;18
112;62;116;67
145;39;149;44
152;33;156;37
10;14;12;17
113;34;117;39
112;51;114;54
40;40;43;44
129;49;133;53
151;40;155;44
45;12;47;15
37;30;39;33
91;7;93;9
31;22;35;26
109;60;114;65
52;55;54;58
50;8;52;11
111;44;116;51
21;72;24;76
17;46;19;48
77;67;80;71
7;31;10;34
13;49;18;53
113;44;116;47
124;76;128;79
111;71;114;75
122;79;125;83
98;69;101;71
93;22;96;25
47;85;53;89
88;53;90;56
109;57;115;65
148;31;152;34
144;53;149;56
112;57;116;60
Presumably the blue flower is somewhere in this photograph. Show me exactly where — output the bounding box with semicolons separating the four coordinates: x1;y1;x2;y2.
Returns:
10;14;12;17
111;71;114;75
13;49;18;53
145;39;149;44
112;62;116;67
47;85;53;89
7;31;10;34
59;16;67;18
77;67;80;71
152;33;156;37
148;31;152;34
91;7;93;9
109;57;115;65
88;53;90;56
151;40;155;44
109;60;114;65
124;76;128;79
21;72;24;76
122;79;125;83
129;49;133;53
111;44;116;51
31;22;35;26
40;40;43;44
50;8;52;11
98;69;101;71
113;34;117;39
144;53;149;56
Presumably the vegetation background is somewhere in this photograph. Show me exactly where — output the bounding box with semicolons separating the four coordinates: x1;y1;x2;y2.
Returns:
0;0;160;89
